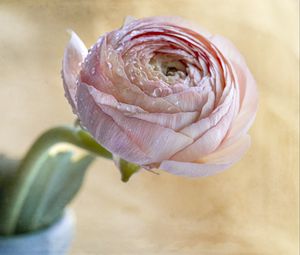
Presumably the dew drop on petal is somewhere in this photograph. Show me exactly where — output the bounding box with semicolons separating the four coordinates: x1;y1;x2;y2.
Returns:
107;62;112;69
117;68;123;75
131;30;139;36
152;87;162;97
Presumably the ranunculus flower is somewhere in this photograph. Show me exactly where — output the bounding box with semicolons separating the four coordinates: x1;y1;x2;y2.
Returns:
62;16;258;177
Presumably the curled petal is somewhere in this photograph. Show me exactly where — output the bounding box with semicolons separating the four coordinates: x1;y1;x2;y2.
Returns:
99;104;194;164
200;134;250;164
80;40;181;113
160;134;250;177
132;111;199;131
173;92;237;161
180;85;235;139
86;84;198;131
225;61;258;143
62;31;88;111
76;83;153;165
86;84;147;114
159;160;231;177
78;83;193;165
212;35;258;142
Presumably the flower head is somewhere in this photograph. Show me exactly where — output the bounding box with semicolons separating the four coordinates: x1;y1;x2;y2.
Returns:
62;16;258;177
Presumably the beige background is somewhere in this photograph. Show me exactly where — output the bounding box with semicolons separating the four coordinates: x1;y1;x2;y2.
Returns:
0;0;299;254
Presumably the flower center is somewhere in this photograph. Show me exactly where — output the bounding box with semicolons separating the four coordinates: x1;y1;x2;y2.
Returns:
149;55;187;84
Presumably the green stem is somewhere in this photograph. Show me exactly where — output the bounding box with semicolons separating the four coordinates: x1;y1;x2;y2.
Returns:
0;155;19;186
0;126;112;235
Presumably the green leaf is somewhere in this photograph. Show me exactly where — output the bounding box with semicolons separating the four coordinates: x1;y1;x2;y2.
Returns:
0;126;111;236
17;146;93;233
0;145;94;235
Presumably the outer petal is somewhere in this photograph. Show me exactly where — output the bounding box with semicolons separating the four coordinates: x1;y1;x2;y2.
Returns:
211;35;258;142
99;104;194;164
62;31;88;112
78;83;194;165
200;134;251;164
76;82;153;165
159;161;231;177
225;61;258;142
159;134;250;177
172;85;238;162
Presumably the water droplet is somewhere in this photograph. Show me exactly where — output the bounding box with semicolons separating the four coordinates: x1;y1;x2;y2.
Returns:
107;62;112;69
152;88;162;97
131;30;139;36
91;67;96;75
117;68;123;75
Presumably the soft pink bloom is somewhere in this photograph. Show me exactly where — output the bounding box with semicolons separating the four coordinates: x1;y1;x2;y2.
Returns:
62;16;258;177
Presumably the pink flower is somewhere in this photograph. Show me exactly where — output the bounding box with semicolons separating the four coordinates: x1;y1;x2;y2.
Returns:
62;16;258;177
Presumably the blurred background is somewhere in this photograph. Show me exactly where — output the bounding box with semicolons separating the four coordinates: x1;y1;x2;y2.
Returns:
0;0;299;254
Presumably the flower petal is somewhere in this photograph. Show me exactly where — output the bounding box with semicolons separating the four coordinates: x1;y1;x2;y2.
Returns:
86;84;147;114
80;38;181;113
200;134;251;164
76;83;153;165
159;134;250;177
62;31;88;112
172;91;237;161
159;160;231;177
78;82;193;165
225;61;258;142
211;35;258;142
132;111;199;131
99;104;194;164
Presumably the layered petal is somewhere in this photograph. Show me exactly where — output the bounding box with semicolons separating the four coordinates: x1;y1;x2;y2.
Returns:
62;31;88;111
76;83;153;165
99;104;194;164
172;92;237;161
78;83;193;164
159;160;232;177
62;17;258;178
160;134;250;177
211;35;258;142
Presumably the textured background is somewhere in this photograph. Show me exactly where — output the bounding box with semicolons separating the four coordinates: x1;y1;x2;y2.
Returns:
0;0;299;254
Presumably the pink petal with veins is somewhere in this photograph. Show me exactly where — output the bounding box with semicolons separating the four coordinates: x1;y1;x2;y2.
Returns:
62;31;87;111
